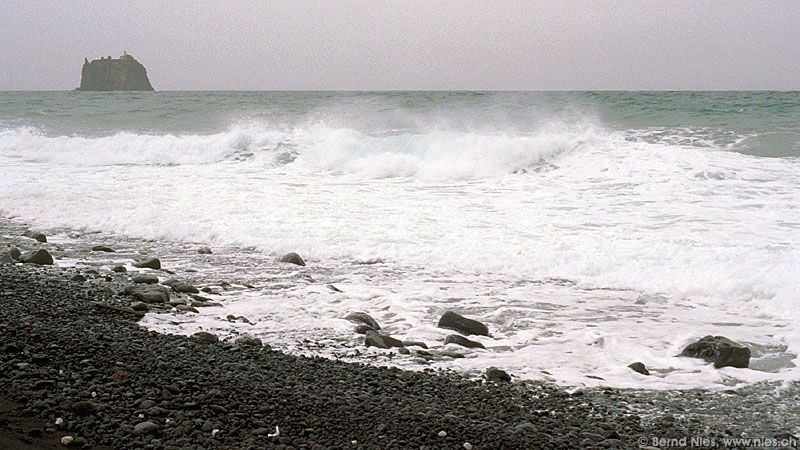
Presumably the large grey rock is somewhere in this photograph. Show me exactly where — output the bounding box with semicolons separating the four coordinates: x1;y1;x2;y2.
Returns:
171;281;199;294
133;257;161;270
345;312;381;330
444;334;485;349
402;340;428;349
628;362;650;375
486;367;511;382
111;265;127;273
437;311;489;336
365;330;404;349
279;252;305;266
23;230;47;242
91;245;115;252
20;249;54;265
192;331;219;344
8;247;21;261
197;246;213;255
123;285;170;303
679;335;750;368
354;324;376;334
132;273;159;284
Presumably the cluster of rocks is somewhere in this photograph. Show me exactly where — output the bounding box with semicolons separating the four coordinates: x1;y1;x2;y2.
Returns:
1;263;743;449
349;307;752;383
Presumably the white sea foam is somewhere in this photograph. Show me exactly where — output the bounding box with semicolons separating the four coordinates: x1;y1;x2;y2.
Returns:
2;121;799;389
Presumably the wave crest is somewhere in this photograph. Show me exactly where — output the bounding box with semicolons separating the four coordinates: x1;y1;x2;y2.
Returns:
0;122;607;180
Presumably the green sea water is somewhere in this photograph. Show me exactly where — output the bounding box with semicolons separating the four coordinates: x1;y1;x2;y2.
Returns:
1;91;798;157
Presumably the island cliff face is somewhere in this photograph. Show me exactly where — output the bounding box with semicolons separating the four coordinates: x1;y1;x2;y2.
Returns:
76;53;154;91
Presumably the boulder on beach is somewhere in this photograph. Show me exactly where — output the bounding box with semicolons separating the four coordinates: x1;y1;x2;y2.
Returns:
171;281;199;294
437;311;489;336
132;273;159;284
444;334;485;349
354;324;375;334
279;252;305;266
403;340;428;349
20;249;54;265
197;246;213;255
22;230;47;243
234;335;263;347
111;265;127;273
91;245;115;252
679;335;750;368
130;301;149;312
133;257;161;270
123;284;170;303
192;331;219;344
9;247;21;261
486;367;512;382
628;362;650;375
345;312;381;331
365;330;404;349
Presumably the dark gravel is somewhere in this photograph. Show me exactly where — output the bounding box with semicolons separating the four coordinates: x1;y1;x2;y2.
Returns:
0;263;757;449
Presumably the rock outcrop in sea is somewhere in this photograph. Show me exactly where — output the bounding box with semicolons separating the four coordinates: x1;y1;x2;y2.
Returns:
75;53;154;91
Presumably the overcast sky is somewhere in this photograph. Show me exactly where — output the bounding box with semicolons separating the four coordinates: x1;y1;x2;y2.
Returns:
1;0;799;90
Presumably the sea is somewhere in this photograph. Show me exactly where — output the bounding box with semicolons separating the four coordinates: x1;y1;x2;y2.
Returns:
1;91;799;390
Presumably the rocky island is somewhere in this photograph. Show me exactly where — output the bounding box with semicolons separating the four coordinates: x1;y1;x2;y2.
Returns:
75;52;154;91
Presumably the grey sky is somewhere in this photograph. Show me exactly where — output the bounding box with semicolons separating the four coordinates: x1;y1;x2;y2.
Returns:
1;0;799;90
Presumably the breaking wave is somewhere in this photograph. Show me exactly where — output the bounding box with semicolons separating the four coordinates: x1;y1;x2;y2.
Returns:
0;121;607;180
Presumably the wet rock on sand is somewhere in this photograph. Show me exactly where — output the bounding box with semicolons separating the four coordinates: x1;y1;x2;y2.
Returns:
279;252;305;266
345;312;381;330
628;362;650;375
354;324;375;334
91;245;115;252
22;230;47;242
8;246;21;261
365;330;404;349
445;334;485;349
438;311;489;336
111;265;127;272
123;284;170;303
132;273;159;284
680;335;751;368
192;331;219;344
486;367;511;383
197;246;213;254
20;249;54;265
171;281;199;294
132;257;161;270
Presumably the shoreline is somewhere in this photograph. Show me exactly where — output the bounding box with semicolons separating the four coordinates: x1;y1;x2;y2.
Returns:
1;219;798;448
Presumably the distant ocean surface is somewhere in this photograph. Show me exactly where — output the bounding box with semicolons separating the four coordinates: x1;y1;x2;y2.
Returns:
1;91;799;389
